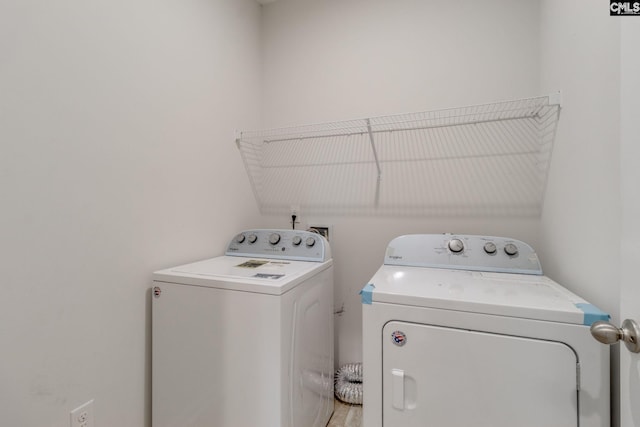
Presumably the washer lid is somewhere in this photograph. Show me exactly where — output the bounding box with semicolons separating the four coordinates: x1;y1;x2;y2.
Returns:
365;265;609;326
153;256;332;295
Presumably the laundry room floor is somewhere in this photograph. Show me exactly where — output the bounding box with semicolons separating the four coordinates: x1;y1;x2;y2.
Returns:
328;401;362;427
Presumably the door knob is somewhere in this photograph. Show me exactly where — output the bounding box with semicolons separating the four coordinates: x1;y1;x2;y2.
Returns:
590;319;640;353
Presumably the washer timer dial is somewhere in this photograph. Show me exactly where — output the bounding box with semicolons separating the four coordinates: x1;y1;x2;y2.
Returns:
448;239;464;253
269;233;281;245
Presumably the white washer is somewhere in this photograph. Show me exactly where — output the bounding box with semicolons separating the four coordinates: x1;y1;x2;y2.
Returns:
362;234;610;427
152;229;334;427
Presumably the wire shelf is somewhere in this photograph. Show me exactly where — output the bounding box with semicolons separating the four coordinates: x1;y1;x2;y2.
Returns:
236;94;561;217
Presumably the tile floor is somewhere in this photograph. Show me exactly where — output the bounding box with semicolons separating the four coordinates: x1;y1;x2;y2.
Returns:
327;400;362;427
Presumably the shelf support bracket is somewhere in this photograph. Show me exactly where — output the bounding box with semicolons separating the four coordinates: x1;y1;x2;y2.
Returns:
366;118;382;206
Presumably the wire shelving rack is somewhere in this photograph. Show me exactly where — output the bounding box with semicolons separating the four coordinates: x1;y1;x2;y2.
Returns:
236;93;561;217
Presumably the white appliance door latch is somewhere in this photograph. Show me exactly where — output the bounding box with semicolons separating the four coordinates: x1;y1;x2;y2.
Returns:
391;368;405;410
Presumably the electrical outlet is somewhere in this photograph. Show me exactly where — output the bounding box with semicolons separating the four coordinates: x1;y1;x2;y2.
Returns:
70;399;94;427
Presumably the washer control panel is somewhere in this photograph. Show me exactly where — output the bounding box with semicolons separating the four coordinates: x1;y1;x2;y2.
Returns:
225;229;330;262
384;234;542;275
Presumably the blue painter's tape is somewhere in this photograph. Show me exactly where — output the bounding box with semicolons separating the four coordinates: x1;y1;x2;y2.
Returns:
360;284;375;305
575;303;610;326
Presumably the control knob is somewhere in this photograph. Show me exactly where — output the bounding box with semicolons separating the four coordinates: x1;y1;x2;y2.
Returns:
235;234;246;244
269;233;281;245
247;234;258;244
483;242;497;254
292;236;302;246
448;238;464;253
504;243;519;256
306;237;316;247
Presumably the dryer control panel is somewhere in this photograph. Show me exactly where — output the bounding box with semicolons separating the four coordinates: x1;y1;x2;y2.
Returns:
226;229;331;262
384;234;542;275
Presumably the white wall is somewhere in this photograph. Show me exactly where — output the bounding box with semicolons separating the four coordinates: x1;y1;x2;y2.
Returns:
538;2;621;423
0;1;262;425
260;0;543;366
538;0;620;325
262;0;541;126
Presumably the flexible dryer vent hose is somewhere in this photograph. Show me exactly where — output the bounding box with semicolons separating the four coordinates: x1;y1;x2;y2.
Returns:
334;363;363;405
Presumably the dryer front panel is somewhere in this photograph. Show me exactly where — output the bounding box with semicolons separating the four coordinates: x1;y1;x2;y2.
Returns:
382;321;578;427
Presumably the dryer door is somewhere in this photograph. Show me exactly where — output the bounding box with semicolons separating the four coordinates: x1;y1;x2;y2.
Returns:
382;321;578;427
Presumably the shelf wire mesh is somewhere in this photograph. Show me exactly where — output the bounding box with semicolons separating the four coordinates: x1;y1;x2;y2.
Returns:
236;95;561;217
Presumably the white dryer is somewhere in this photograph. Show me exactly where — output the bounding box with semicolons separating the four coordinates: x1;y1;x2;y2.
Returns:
362;234;610;427
152;229;334;427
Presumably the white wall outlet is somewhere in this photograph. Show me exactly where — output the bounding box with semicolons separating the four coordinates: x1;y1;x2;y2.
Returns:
70;399;94;427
